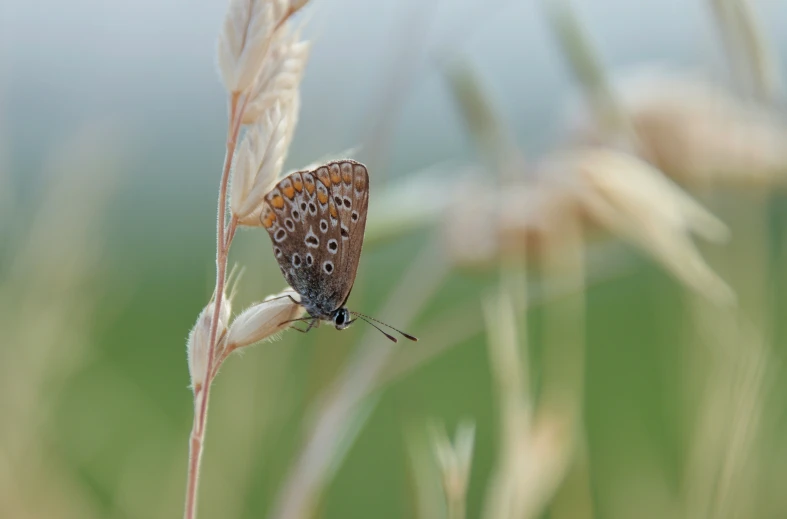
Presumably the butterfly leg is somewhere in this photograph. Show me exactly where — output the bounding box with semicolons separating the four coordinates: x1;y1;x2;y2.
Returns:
286;317;318;333
304;318;318;332
290;325;310;333
264;294;303;306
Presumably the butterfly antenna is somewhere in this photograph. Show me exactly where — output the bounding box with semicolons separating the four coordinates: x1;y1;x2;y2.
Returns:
351;312;418;341
354;315;398;343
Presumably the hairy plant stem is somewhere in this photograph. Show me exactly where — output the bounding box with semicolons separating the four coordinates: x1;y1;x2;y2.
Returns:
184;92;243;519
182;8;307;517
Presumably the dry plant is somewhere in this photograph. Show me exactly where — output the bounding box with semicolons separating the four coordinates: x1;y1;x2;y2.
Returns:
424;1;784;516
429;420;476;519
183;2;311;518
405;424;449;519
565;67;787;189
680;3;778;516
440;62;736;307
555;0;787;190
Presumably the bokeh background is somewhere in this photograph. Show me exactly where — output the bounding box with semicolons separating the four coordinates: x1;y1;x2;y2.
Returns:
3;0;787;518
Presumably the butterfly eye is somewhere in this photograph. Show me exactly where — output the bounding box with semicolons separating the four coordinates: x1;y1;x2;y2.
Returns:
323;261;334;274
285;218;295;231
275;229;287;242
343;197;352;209
319;220;328;233
327;239;338;254
308;202;317;215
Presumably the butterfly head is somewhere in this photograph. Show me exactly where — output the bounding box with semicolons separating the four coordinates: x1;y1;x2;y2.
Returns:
331;307;353;330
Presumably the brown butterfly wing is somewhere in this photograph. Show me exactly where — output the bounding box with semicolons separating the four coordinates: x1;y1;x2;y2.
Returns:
260;160;368;318
329;161;368;306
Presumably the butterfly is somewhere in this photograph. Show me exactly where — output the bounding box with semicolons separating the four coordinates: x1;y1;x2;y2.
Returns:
260;159;417;342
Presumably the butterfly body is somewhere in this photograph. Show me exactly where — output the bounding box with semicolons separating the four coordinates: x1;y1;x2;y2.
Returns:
261;160;369;330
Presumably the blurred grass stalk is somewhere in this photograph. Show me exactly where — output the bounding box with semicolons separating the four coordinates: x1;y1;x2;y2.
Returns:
270;241;449;519
679;5;781;515
481;212;585;519
442;45;589;516
429;420;476;519
406;424;449;519
0;122;122;519
709;0;782;104
543;0;638;148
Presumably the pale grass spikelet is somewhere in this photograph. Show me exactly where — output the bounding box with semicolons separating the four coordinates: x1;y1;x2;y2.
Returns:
225;289;305;350
482;291;575;519
281;92;301;158
231;101;292;221
216;0;290;94
429;419;475;515
567;67;787;186
541;146;735;306
230;125;257;215
242;26;310;125
187;296;232;391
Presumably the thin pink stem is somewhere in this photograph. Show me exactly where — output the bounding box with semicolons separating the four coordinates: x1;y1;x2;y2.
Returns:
184;92;243;519
182;6;308;517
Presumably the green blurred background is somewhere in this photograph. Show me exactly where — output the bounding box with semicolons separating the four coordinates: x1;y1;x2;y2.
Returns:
3;1;787;518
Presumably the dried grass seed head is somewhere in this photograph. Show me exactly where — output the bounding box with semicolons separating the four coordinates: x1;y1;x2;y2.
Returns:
217;0;290;94
187;296;232;390
565;66;787;187
231;101;293;220
242;26;310;125
225;288;304;350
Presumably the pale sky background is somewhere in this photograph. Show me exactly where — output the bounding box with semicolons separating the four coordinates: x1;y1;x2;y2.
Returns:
2;0;786;192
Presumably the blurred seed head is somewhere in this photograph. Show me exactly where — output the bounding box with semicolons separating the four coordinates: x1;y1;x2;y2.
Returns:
540;146;735;306
442;146;734;305
225;288;304;351
442;178;550;267
216;0;307;94
187;296;232;391
566;67;787;187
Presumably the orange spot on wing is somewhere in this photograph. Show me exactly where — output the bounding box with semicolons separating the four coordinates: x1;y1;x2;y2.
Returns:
342;164;353;184
293;176;303;192
261;209;276;228
317;191;329;204
316;167;331;187
354;177;366;191
304;176;315;194
329;203;338;218
282;185;295;199
271;194;285;209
